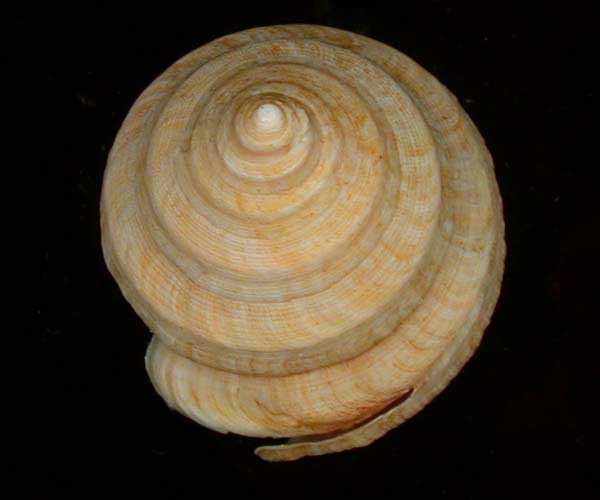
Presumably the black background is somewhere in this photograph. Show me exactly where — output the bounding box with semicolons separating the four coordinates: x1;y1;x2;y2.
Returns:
31;2;591;499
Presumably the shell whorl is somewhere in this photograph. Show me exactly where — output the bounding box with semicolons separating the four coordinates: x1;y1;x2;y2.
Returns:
101;25;505;461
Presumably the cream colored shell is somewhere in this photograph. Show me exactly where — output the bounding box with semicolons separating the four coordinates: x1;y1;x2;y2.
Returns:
100;25;505;461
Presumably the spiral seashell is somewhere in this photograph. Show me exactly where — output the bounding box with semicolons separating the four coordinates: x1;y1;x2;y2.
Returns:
100;25;505;461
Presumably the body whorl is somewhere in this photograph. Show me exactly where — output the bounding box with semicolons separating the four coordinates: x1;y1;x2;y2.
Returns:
101;25;505;461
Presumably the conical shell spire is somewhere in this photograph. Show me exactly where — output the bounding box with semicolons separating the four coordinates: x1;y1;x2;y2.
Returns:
101;25;505;461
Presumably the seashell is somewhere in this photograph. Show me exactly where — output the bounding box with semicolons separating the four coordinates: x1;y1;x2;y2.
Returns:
100;24;505;461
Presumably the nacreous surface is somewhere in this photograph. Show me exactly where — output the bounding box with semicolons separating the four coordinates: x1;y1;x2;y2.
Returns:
101;25;505;461
254;103;284;133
